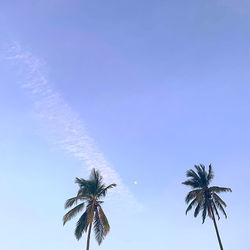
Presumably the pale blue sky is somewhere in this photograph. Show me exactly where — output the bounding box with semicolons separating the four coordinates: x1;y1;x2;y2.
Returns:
1;0;250;249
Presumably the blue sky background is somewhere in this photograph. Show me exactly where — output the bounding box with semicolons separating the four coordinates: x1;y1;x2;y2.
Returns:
1;0;250;249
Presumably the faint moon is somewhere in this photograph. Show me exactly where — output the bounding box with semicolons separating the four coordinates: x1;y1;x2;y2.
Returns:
134;181;138;184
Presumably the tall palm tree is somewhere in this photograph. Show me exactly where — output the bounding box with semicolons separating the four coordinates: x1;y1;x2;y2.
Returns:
63;168;116;250
182;164;232;250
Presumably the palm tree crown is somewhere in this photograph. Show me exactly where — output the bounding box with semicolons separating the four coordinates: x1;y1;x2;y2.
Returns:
63;168;116;249
182;164;232;223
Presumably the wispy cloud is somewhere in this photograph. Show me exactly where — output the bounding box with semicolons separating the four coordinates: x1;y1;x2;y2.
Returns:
6;42;141;210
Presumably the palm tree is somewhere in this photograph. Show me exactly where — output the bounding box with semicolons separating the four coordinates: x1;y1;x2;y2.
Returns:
182;164;232;250
63;168;116;250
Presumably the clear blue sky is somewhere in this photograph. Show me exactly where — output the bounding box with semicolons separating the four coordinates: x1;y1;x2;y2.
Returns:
0;0;250;249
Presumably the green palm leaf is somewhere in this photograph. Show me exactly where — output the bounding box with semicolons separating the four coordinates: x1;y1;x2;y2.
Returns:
212;193;227;207
201;205;207;224
94;206;104;245
75;210;89;240
98;183;117;197
207;164;214;184
185;198;197;214
186;169;200;180
65;196;83;209
63;202;85;225
213;194;228;218
98;205;110;236
182;180;200;188
185;189;201;203
209;186;232;193
194;202;202;217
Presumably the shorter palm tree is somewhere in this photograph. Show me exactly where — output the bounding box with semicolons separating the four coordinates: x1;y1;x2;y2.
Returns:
63;168;116;250
182;164;232;250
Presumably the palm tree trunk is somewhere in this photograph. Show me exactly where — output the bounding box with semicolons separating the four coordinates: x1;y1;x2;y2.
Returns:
86;222;93;250
209;202;224;250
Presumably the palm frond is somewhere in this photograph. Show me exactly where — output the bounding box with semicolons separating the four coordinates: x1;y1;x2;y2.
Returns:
209;186;232;194
98;206;110;237
186;169;200;180
195;164;207;186
207;164;214;184
194;202;202;217
75;177;89;187
74;210;89;240
185;189;201;203
213;195;228;218
86;204;95;225
94;206;104;245
90;168;99;180
185;198;197;214
194;165;203;177
211;201;220;220
65;197;81;209
63;202;85;225
77;189;92;199
196;190;204;203
201;205;207;224
212;193;227;207
90;168;103;183
182;180;200;188
76;170;102;196
98;183;117;197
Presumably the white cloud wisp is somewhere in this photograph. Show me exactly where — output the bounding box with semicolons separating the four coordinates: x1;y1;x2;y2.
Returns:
6;42;141;210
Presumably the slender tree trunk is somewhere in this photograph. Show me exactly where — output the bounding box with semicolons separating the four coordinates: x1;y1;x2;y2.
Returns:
209;202;224;250
86;222;93;250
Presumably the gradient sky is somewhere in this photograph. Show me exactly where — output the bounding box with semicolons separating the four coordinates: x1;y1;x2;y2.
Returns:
1;1;250;249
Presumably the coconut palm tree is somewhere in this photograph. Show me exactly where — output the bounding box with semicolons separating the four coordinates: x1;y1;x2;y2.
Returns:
182;164;232;250
63;168;116;250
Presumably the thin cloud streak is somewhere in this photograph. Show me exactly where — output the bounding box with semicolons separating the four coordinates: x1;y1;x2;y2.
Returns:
7;42;141;210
